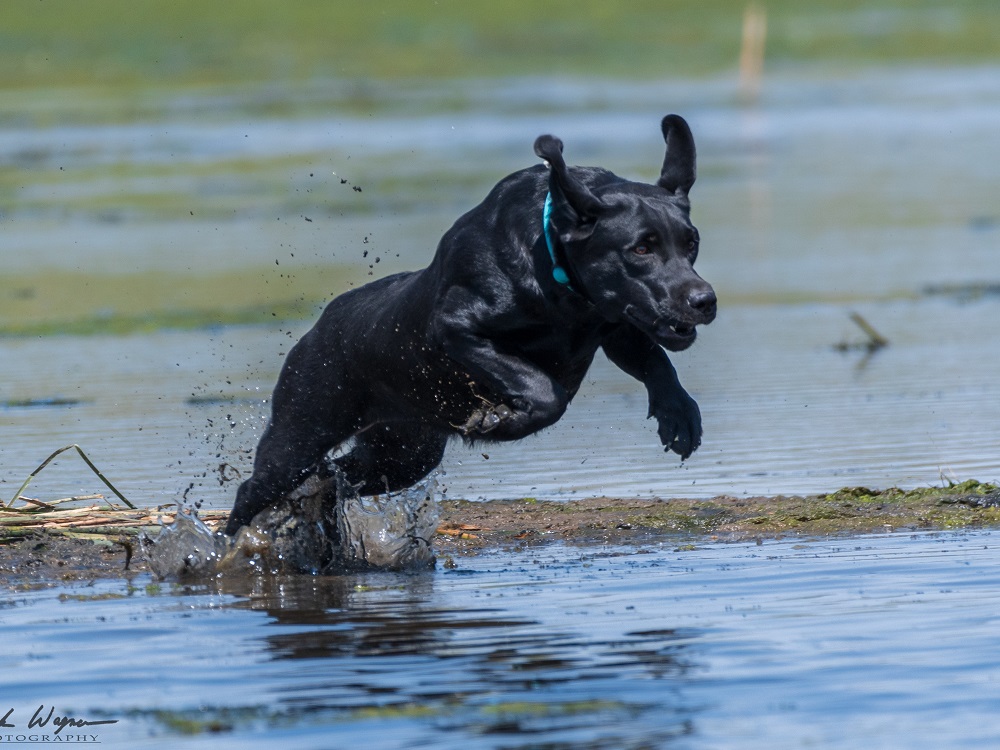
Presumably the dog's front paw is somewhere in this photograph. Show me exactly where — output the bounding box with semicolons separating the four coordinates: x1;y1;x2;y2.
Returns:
650;393;702;461
461;403;513;435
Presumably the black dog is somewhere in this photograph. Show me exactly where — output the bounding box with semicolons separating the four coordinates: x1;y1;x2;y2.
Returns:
226;115;716;535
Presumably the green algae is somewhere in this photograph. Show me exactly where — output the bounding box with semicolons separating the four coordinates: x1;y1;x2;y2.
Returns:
135;697;639;737
436;482;1000;545
0;298;319;337
0;266;368;337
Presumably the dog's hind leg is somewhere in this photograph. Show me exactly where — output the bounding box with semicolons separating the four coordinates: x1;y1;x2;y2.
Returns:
332;422;448;496
225;418;345;535
225;344;357;535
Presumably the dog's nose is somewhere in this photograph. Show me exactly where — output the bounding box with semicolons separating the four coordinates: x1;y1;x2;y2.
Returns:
687;288;717;320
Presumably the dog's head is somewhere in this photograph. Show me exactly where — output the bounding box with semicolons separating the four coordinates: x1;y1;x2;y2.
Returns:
534;115;716;351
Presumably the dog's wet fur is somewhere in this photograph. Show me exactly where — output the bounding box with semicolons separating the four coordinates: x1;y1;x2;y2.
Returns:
226;115;716;535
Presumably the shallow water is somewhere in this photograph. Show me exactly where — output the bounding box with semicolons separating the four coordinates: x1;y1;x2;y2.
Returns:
2;66;1000;748
2;294;998;508
141;474;439;578
2;66;999;507
2;530;999;748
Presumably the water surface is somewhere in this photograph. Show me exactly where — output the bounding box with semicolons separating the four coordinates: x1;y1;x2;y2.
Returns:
3;16;999;750
2;530;998;748
2;67;999;507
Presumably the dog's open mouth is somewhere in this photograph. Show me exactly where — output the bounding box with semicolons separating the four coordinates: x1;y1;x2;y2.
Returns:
624;305;698;350
659;320;697;348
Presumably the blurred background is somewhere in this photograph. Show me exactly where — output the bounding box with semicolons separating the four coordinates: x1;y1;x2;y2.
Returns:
1;0;999;507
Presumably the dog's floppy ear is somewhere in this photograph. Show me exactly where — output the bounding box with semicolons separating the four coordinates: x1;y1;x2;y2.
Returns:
534;134;603;240
657;114;697;197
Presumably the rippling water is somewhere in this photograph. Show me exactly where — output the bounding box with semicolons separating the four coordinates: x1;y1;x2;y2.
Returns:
2;69;1000;507
2;66;1000;747
1;293;997;508
2;531;998;748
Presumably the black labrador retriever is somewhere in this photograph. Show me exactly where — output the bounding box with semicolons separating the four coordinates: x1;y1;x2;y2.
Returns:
226;114;716;535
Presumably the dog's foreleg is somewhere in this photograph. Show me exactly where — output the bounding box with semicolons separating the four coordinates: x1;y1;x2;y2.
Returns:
601;324;703;460
225;437;324;536
439;329;569;440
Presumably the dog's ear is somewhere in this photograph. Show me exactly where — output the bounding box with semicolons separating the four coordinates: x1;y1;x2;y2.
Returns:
657;114;697;197
534;134;603;241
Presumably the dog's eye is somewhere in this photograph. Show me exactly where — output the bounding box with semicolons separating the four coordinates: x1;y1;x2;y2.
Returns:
633;245;652;255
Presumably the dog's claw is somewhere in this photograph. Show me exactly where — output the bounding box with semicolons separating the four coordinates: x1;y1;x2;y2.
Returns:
649;391;702;462
461;403;513;435
461;411;483;435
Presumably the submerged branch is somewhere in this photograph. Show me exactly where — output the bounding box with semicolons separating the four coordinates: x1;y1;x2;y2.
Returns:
834;311;889;355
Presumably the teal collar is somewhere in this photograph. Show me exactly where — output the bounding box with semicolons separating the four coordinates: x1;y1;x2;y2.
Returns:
542;193;572;287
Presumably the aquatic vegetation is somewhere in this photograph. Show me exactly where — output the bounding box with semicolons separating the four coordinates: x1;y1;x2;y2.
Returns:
6;478;1000;564
0;299;322;338
128;697;642;738
0;268;359;338
0;495;226;545
433;482;1000;545
1;397;85;408
0;444;225;549
3;438;999;576
4;0;998;98
6;444;135;509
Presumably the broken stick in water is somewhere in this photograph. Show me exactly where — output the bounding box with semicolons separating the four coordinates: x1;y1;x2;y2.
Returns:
835;311;889;353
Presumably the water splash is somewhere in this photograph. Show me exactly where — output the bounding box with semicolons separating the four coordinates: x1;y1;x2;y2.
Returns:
337;472;439;570
140;505;229;579
141;470;439;579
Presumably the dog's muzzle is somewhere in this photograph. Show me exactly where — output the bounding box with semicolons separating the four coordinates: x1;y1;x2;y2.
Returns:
624;302;712;351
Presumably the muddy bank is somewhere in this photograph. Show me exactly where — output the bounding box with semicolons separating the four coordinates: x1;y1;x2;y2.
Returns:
434;481;1000;552
2;481;998;585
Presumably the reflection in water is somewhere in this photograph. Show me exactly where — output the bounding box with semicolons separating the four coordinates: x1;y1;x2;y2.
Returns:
4;533;1000;747
203;569;698;747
